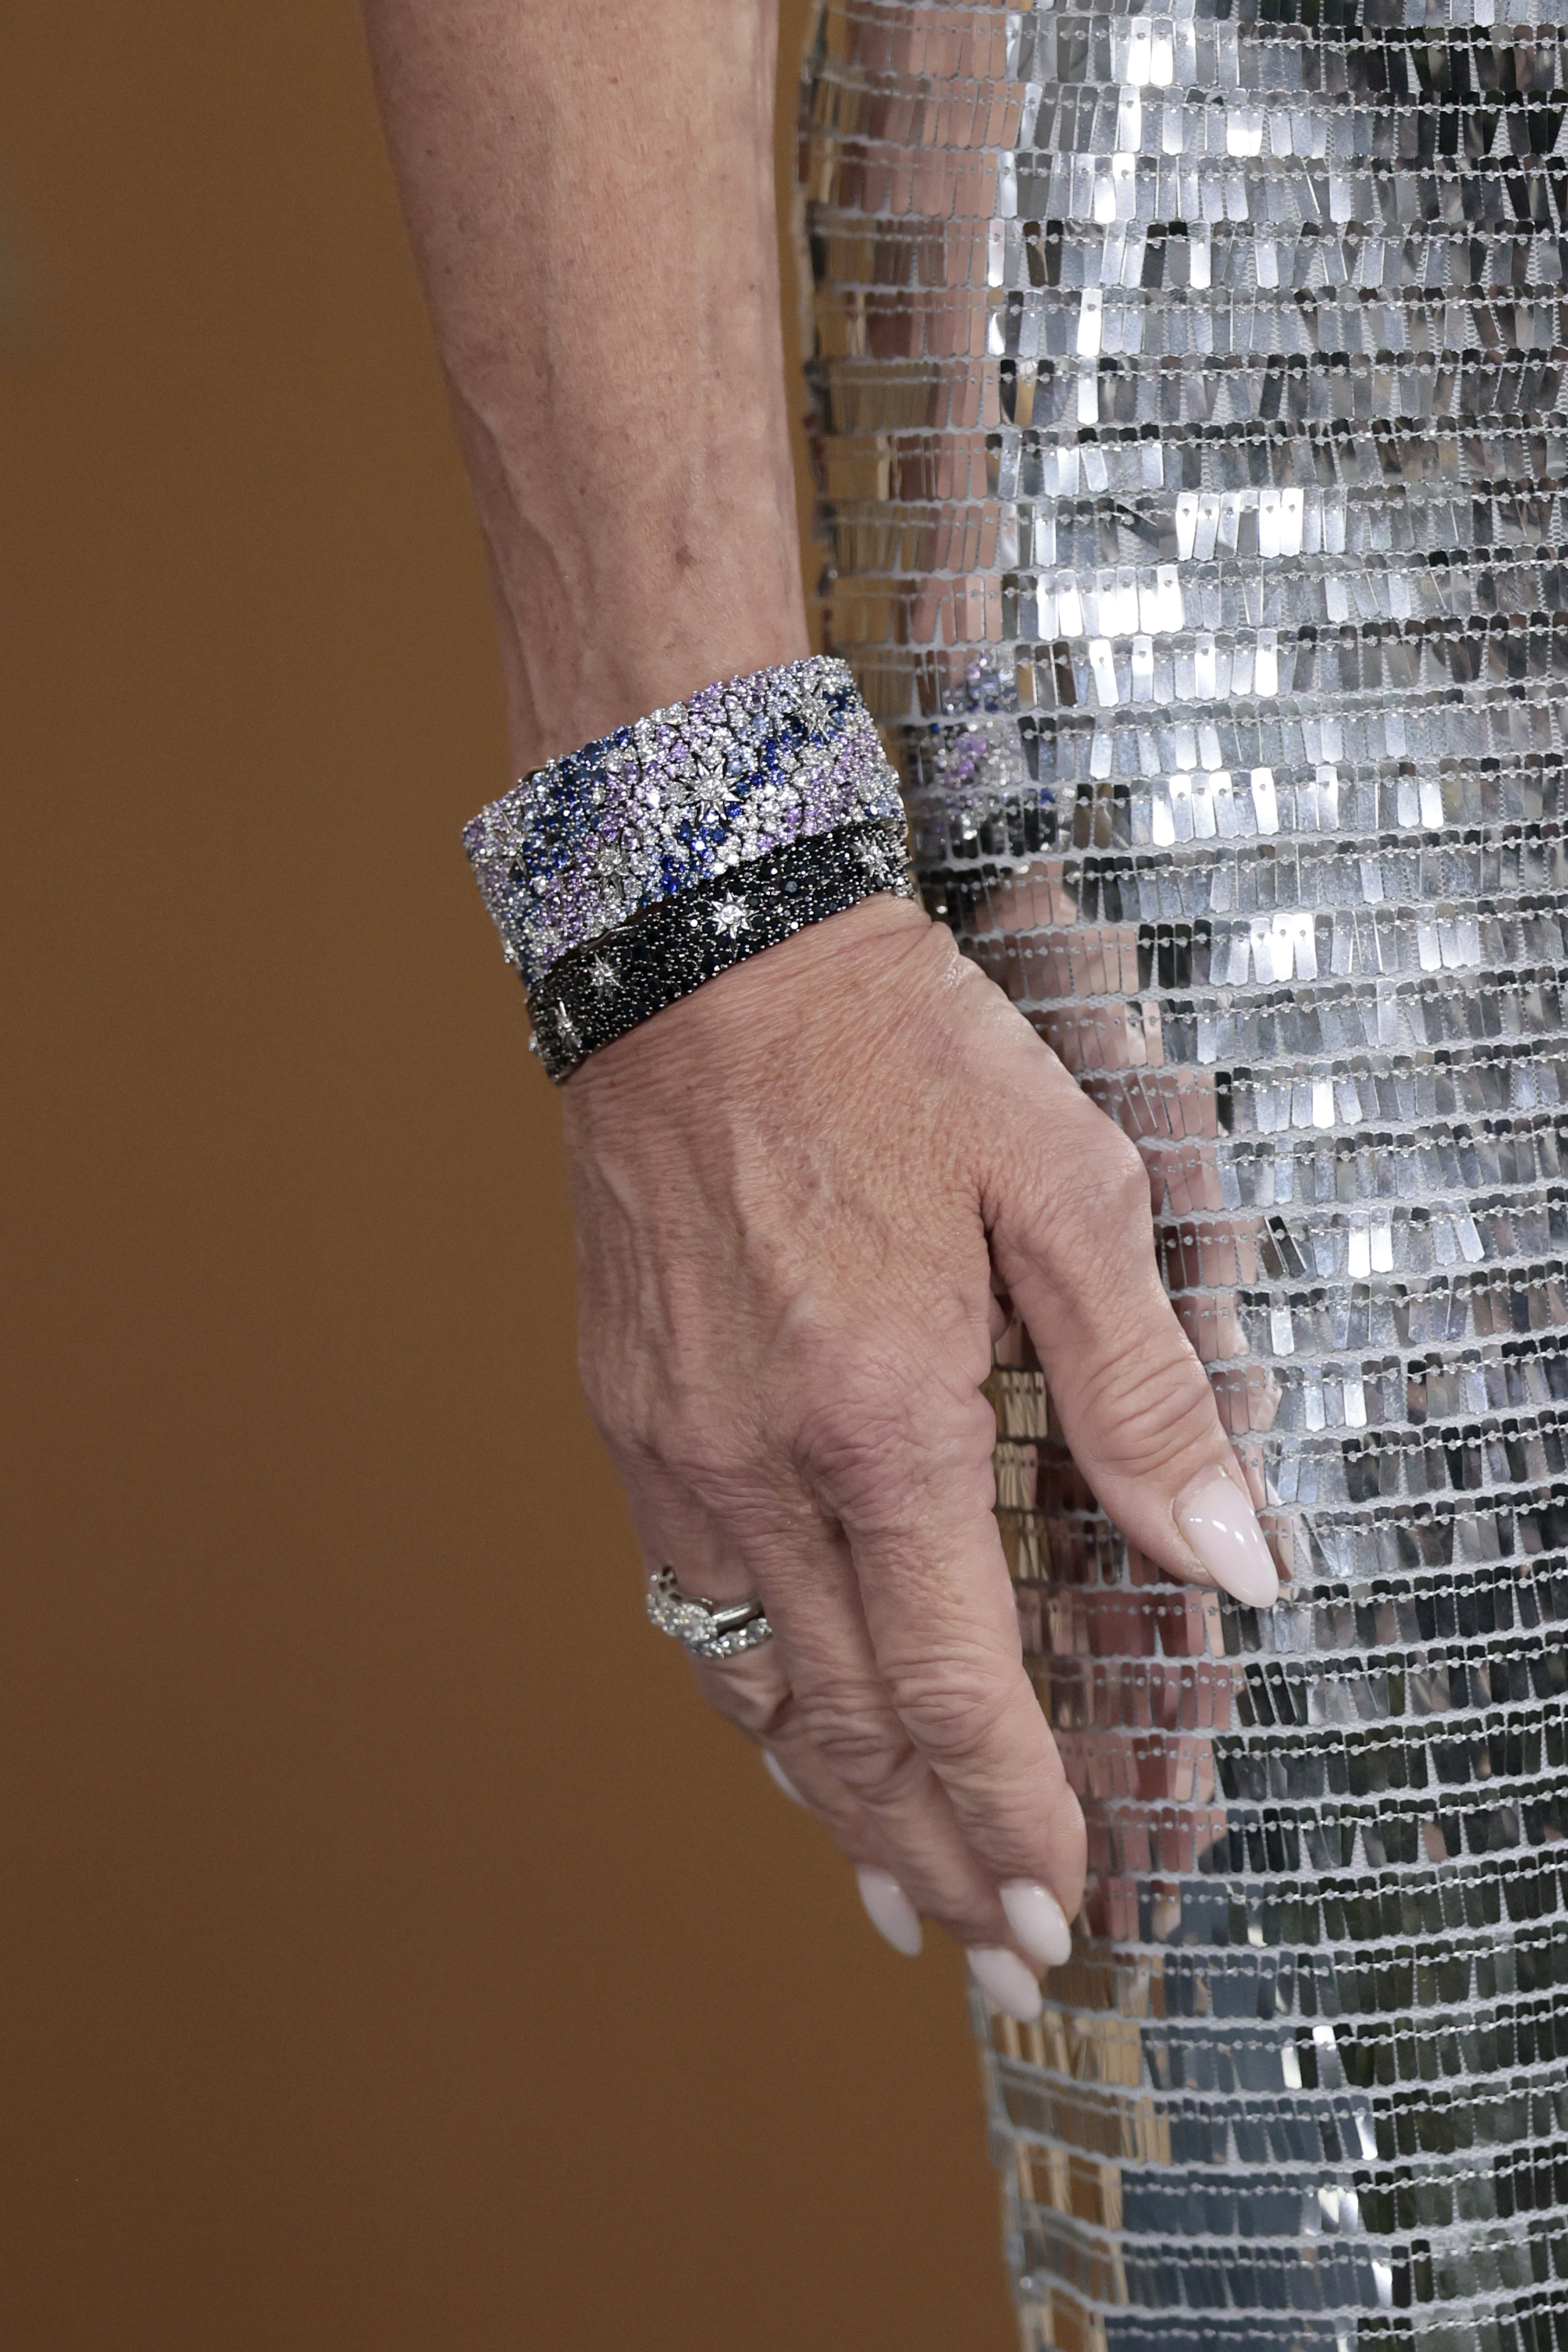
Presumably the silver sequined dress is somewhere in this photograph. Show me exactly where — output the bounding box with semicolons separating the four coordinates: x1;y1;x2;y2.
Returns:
802;0;1568;2343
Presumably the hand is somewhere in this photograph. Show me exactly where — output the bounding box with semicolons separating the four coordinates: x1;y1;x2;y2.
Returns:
562;894;1278;2019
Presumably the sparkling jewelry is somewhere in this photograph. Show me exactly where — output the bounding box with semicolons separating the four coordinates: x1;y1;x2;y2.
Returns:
528;814;914;1080
645;1566;774;1663
462;656;915;1076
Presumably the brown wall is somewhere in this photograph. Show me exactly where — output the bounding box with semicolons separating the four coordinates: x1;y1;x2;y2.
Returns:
0;9;1014;2347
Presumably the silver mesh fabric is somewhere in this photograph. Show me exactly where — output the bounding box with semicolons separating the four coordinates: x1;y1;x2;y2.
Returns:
802;0;1568;2343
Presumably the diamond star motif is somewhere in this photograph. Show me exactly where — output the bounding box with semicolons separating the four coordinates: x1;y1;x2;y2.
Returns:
709;898;749;938
588;955;619;993
555;1001;579;1048
689;750;732;821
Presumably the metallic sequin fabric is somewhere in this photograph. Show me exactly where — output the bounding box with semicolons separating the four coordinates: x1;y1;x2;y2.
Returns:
462;654;904;988
803;0;1568;2342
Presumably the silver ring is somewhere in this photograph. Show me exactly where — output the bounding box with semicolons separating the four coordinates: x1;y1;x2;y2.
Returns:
645;1565;774;1662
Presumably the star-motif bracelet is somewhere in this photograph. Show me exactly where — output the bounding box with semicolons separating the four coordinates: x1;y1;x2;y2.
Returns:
526;815;916;1080
461;659;916;1080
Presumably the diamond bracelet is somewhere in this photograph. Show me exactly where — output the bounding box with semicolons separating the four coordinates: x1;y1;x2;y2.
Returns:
461;658;915;1080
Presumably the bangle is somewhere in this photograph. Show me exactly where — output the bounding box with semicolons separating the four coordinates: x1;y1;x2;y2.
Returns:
462;655;915;1080
527;814;914;1080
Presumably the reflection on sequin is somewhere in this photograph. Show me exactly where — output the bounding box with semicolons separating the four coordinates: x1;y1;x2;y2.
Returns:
805;0;1568;2336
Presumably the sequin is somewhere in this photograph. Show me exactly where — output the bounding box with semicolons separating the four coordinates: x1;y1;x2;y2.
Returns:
805;0;1568;2336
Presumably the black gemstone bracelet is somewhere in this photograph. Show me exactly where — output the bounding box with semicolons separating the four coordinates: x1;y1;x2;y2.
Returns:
525;815;916;1081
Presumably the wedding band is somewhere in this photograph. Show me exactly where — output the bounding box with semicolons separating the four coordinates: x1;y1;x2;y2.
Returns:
645;1565;774;1662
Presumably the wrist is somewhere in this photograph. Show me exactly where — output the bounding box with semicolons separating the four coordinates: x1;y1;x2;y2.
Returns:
527;813;915;1081
497;600;812;780
472;443;809;774
561;894;935;1109
471;442;810;771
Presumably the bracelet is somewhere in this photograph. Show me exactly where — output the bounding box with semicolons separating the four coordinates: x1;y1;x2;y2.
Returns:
462;655;915;1080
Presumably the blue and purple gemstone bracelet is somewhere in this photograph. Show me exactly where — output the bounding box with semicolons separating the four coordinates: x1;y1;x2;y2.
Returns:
462;656;915;1079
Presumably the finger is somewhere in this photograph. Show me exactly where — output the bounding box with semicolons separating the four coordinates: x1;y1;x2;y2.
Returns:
625;1459;997;1961
724;1660;925;1963
697;1643;976;1963
723;1613;1075;1995
617;1452;827;1804
738;1468;1090;2004
687;1641;870;1851
625;1450;1073;2010
795;1353;1086;1957
738;1496;1029;1938
701;1650;920;1957
986;1055;1280;1611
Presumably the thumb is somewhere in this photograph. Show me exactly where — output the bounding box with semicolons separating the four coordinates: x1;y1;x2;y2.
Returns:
987;1086;1279;1611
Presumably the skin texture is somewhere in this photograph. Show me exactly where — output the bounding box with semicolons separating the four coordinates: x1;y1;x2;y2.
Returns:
359;0;808;771
361;1;1271;1973
565;895;1261;1948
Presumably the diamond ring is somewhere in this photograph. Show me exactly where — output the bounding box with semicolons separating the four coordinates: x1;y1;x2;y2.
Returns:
645;1565;774;1662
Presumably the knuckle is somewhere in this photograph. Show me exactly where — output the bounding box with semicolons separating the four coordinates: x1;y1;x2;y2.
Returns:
576;1316;762;1495
580;1363;758;1507
793;1350;913;1496
1074;1125;1154;1239
801;1692;921;1809
577;1346;702;1465
660;1443;756;1520
1087;1341;1220;1474
800;1414;910;1521
883;1644;1016;1766
792;1338;989;1520
693;1660;793;1742
650;1397;732;1485
999;1111;1154;1280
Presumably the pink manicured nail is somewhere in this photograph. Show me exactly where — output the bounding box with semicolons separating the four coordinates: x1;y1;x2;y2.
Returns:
763;1750;806;1807
967;1947;1043;2023
1000;1882;1073;1969
856;1867;923;1957
1174;1468;1279;1609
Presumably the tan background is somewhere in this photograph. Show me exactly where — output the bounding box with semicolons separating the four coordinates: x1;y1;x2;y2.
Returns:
0;8;1016;2346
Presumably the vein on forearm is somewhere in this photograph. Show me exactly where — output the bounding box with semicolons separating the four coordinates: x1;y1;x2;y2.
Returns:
360;0;808;768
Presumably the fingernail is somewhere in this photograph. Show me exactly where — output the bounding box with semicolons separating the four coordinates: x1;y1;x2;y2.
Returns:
855;1866;923;1957
967;1947;1043;2024
1000;1882;1073;1969
1174;1467;1279;1609
763;1749;806;1807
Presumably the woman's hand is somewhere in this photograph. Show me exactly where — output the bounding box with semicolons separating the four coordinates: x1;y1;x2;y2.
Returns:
563;893;1278;2018
356;0;1275;2015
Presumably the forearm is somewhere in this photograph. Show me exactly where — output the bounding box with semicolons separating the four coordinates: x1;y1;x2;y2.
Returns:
359;0;806;772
